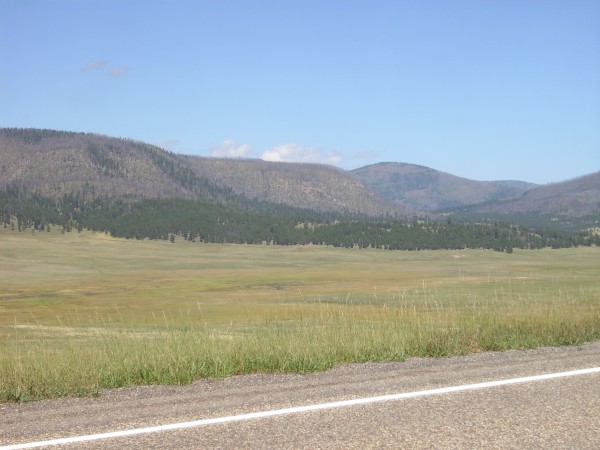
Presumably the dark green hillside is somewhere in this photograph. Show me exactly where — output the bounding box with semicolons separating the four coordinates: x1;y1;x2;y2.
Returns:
2;190;596;252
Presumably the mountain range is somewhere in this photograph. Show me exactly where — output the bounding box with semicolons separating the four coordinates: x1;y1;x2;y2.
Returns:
0;129;396;217
1;128;598;226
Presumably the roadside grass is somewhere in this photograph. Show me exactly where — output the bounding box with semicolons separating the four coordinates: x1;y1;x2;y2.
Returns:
1;228;599;402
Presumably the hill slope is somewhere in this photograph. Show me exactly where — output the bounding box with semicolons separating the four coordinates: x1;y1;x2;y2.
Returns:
350;162;536;211
0;128;398;216
181;156;399;216
0;128;217;201
464;171;600;218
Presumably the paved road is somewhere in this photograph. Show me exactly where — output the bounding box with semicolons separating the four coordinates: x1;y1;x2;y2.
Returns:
2;342;599;449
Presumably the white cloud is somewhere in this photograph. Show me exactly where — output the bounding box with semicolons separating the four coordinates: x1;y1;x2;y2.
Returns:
211;140;252;158
261;143;342;166
325;153;343;165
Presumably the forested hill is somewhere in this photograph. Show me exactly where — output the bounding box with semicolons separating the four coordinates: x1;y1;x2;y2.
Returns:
350;162;536;211
462;171;600;218
0;128;398;217
0;128;231;202
1;128;597;252
180;156;398;216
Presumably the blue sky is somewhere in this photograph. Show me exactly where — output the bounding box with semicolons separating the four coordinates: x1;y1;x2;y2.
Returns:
1;0;599;184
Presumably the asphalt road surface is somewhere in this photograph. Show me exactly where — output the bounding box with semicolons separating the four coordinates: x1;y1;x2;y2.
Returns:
2;342;599;449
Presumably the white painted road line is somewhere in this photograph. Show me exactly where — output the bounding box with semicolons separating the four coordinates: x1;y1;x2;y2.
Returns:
2;366;600;450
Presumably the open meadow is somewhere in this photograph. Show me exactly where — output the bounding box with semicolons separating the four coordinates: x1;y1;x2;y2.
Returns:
1;227;599;401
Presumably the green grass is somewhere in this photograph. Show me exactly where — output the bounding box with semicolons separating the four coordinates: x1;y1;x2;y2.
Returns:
1;227;599;402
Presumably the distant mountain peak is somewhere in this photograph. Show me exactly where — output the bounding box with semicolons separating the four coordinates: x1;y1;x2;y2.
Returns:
350;162;535;211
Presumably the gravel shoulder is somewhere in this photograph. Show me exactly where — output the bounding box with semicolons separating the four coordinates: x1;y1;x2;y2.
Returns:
2;341;599;448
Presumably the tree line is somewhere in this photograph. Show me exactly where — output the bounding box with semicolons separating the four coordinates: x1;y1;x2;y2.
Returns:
1;190;597;252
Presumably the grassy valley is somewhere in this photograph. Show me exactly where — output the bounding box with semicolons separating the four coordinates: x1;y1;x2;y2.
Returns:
1;228;599;401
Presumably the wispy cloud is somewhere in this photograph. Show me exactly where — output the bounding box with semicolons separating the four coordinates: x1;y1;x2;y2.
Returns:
211;140;252;158
81;60;108;71
108;67;128;77
261;143;342;166
81;61;128;77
